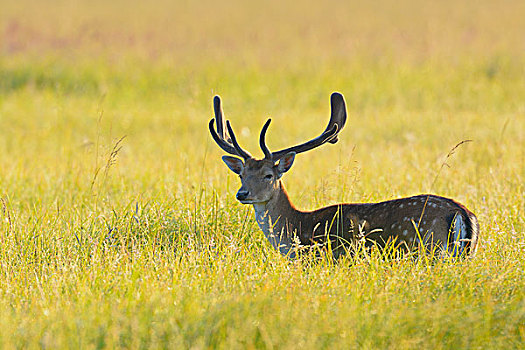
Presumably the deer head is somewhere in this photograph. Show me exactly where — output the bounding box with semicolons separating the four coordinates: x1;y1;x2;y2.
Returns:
209;93;347;205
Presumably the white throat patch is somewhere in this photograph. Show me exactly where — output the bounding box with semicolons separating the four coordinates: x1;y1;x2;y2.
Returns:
252;203;293;256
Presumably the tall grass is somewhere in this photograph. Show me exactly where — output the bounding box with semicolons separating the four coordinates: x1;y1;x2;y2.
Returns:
0;0;524;348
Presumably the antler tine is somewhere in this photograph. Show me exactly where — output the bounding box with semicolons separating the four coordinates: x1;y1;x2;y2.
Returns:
270;92;347;160
213;95;227;140
326;92;347;144
209;119;237;155
225;121;251;160
209;96;252;159
259;119;273;160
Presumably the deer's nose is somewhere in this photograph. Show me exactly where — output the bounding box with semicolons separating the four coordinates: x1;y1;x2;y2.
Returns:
236;190;250;201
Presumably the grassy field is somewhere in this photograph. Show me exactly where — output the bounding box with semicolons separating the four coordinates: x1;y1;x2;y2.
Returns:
0;0;524;348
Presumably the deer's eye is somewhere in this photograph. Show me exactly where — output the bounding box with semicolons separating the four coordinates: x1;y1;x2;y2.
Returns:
264;174;273;180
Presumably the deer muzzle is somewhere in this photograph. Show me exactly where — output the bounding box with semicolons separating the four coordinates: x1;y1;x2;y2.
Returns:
236;189;250;201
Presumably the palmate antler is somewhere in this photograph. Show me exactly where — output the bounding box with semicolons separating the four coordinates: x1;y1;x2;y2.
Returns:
259;93;347;161
209;92;348;161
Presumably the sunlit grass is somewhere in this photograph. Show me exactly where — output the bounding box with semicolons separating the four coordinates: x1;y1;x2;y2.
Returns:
0;0;524;348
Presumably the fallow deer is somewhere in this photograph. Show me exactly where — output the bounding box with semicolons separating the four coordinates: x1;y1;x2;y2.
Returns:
209;93;479;258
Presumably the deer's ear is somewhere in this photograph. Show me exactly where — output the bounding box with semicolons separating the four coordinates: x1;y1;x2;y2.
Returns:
276;152;295;177
222;156;244;174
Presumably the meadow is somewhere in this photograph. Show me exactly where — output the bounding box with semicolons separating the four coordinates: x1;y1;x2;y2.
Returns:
0;0;524;348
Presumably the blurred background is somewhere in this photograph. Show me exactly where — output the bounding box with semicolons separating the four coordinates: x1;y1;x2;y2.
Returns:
2;0;524;65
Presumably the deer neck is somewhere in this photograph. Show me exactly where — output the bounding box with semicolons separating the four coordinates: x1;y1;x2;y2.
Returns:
252;181;301;256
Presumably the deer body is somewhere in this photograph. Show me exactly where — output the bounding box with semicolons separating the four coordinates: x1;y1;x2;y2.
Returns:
251;181;478;257
210;93;479;258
